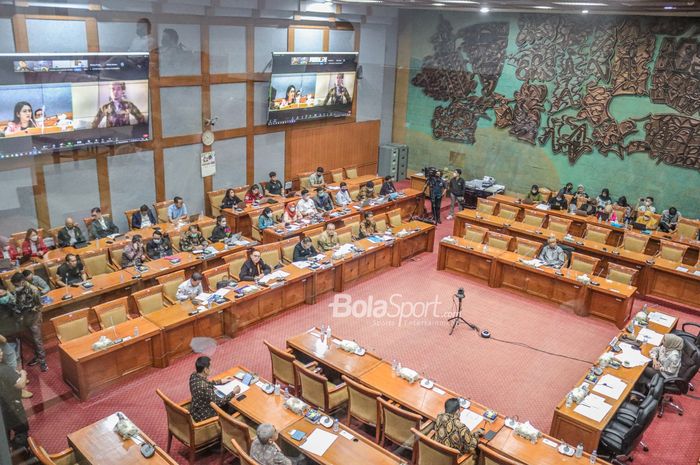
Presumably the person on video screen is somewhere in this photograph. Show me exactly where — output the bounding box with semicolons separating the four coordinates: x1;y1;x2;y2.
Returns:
323;73;351;106
279;85;297;108
4;101;36;135
92;81;146;128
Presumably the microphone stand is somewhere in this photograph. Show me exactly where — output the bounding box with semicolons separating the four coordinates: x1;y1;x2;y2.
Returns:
448;289;478;336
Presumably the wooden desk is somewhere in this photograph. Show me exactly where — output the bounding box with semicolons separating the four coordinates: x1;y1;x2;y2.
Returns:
453;209;509;238
143;300;228;365
222;195;299;237
326;174;382;189
550;316;677;453
332;238;394;292
390;220;435;267
409;173;427;191
280;417;404;465
363;188;424;219
58;317;164;401
68;413;177;465
436;237;506;285
262;209;358;244
645;258;700;310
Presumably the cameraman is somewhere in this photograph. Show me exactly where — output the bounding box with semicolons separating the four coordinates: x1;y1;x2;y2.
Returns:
426;170;446;224
447;169;465;220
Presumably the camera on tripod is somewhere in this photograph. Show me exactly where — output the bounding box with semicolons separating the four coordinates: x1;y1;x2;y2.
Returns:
422;166;438;178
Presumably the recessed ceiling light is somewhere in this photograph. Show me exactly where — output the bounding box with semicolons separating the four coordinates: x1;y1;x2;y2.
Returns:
443;0;478;3
343;0;382;3
433;2;446;5
480;6;490;12
664;5;675;9
533;5;553;8
552;2;607;5
582;9;589;13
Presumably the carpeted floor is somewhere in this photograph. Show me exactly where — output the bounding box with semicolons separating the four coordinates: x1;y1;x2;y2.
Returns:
23;209;700;465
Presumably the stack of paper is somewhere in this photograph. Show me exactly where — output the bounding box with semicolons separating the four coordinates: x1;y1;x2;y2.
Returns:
216;379;249;397
573;393;612;422
613;343;651;368
299;429;337;456
637;328;663;346
459;409;484;431
194;292;213;303
292;261;311;269
259;270;290;284
213;288;231;298
647;312;674;328
592;374;627;400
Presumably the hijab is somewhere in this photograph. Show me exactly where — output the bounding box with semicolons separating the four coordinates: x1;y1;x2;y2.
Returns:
662;333;683;352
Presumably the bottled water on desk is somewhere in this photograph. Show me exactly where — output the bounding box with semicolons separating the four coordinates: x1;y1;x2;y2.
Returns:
575;443;584;458
274;383;280;396
565;392;574;408
332;418;339;433
134;326;139;337
590;450;598;463
392;359;398;373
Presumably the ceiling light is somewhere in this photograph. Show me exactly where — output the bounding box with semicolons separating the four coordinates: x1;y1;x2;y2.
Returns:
480;6;490;12
664;5;675;9
343;0;382;3
581;9;589;13
552;2;607;5
443;0;479;3
533;5;553;8
433;2;446;5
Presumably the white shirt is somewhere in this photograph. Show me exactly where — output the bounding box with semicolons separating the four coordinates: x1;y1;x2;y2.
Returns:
335;190;352;206
140;216;152;228
176;279;203;301
297;198;318;217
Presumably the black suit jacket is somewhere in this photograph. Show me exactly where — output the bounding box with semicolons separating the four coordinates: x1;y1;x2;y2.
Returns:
56;226;86;247
131;209;157;229
239;258;271;281
293;242;318;262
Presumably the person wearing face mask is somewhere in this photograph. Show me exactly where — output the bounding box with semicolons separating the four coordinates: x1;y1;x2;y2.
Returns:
297;189;319;217
121;235;147;268
21;229;48;259
317;223;339;252
146;230;172;259
210;215;232;241
538;236;566;268
637;196;656;214
446;170;465;220
308;166;326;189
10;273;46;372
89;207;119;239
251;423;305;465
558;182;574;196
258;207;277;231
176;272;204;301
57;217;86;247
359;211;378;239
313;187;333;211
525;184;544;203
380;175;397;196
180;224;208;252
595;188;612;217
615;196;633;223
239;249;271;281
659;207;681;233
293;237;319;262
335;182;352;207
245;185;264;205
21;270;49;295
356;181;377;202
1;236;19;262
548;191;568;210
189;356;238;422
635;210;658;230
131;204;156;230
0;285;24;380
283;202;303;224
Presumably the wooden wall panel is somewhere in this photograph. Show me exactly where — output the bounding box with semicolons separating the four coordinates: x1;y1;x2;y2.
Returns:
285;120;380;179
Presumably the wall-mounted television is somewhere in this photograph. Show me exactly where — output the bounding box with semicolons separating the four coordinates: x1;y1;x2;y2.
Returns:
267;52;358;126
0;52;150;160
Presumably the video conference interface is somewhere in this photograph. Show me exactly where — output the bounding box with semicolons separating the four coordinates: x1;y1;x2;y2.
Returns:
0;53;150;159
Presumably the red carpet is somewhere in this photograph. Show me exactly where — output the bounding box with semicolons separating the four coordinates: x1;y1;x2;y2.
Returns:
23;211;700;465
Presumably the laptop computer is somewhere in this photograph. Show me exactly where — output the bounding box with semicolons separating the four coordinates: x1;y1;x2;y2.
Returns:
73;241;89;249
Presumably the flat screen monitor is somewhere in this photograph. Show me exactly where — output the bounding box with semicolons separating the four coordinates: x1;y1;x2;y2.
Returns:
0;52;150;160
267;52;358;126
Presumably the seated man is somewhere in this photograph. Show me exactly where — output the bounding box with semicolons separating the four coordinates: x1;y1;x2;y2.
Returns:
359;211;377;238
433;398;483;455
356;181;376;202
210;215;232;242
250;423;304;465
239;249;272;281
293;237;319;262
189;356;238;422
313;187;333;212
636;196;656;214
547;191;568;211
131;204;156;229
56;217;86;247
317;223;339;252
380;175;397;196
21;269;50;295
180;224;208;252
121;235;147;268
56;254;87;286
266;171;283;196
90;207;119;239
635;211;658;230
296;190;318;217
335;182;352;207
659;207;680;233
176;272;203;301
308;166;325;189
167;196;188;223
146;230;173;259
538;237;566;268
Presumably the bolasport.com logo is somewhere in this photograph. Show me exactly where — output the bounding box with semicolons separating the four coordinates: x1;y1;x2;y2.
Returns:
329;293;455;327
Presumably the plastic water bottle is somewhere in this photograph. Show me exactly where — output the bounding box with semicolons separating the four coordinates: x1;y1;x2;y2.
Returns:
283;386;291;399
590;450;598;463
326;324;332;343
274;383;281;396
565;392;574;408
575;443;584;458
133;326;139;337
392;359;398;373
396;362;402;374
332;418;339;432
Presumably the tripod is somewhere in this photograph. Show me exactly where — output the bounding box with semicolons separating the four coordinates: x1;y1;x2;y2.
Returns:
448;288;479;336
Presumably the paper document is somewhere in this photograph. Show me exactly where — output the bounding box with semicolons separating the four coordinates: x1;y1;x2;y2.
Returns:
592;374;627;400
194;292;213;302
675;266;689;272
637;328;663;346
535;204;550;210
459;409;484;431
300;429;337;456
574;393;612;422
694;270;700;277
613;344;651;368
312;254;326;261
647;312;674;328
213;288;231;298
292;261;311;269
433;386;446;395
216;379;249;397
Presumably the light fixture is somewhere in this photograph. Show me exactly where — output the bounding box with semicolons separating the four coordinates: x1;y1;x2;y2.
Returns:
480;6;490;12
443;0;478;3
533;5;553;8
342;0;382;3
552;2;607;5
664;5;675;9
581;9;589;13
433;2;446;5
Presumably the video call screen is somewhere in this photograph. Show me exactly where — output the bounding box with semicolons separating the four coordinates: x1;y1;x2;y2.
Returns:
267;52;358;126
0;52;150;159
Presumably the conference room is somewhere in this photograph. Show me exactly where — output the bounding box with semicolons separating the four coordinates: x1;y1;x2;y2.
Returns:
0;1;699;465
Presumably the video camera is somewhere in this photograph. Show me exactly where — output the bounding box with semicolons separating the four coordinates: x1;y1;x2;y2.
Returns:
422;166;439;178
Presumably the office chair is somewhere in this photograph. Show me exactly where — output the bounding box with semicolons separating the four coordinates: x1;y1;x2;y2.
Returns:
657;342;700;417
615;375;663;452
672;322;700;392
599;396;657;464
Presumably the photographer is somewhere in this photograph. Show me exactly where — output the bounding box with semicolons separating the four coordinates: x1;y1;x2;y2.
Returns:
426;170;446;224
447;169;466;220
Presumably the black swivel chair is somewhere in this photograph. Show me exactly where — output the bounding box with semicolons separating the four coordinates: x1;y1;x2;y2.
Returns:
614;375;663;452
658;341;700;417
598;396;658;464
672;322;700;391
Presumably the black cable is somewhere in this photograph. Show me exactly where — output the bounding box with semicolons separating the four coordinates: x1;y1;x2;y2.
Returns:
485;335;594;365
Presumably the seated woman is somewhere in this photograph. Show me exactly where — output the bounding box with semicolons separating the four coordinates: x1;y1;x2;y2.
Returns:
209;215;232;242
21;229;48;259
615;196;633;223
239;248;271;281
595;188;612;217
180;224;208;252
525;184;543;203
548;191;568;210
220;188;242;210
4;101;36;135
282;202;302;224
258;207;277;231
636;334;683;393
244;185;264;205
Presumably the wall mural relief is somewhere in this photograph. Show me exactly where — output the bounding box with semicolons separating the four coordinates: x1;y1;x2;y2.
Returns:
411;14;700;173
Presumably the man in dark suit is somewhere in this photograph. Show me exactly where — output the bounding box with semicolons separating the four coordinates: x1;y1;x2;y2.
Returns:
293;237;319;262
239;249;271;281
90;207;119;239
56;217;86;247
131;204;157;229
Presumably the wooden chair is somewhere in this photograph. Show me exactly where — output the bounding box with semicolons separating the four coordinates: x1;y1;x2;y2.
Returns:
607;263;639;286
345;165;358;179
583;224;611;244
293;361;348;414
108;243;127;269
47;226;63;248
45;258;64;287
51;308;92;343
223;251;248;282
132;285;167;315
157;270;185;304
228;436;259;465
569;252;600;275
539;187;553;202
279;237;301;264
621;231;650;253
250;206;283;242
387;208;403;229
83;214;113;240
657;240;688;263
336;225;353;245
81;249;116;277
210;403;255;465
462;225;488;244
375;215;389;234
207;188;227;217
171;232;182;252
298;171;314;190
259;243;282;269
93;297;131;329
202;265;230;292
200;219;217;242
547;216;572;235
330;168;344;183
28;437;78;465
373;182;382;196
476;198;496;216
411;427;466;465
342;375;381;433
156;389;220;465
521;211;545;228
497;204;520;222
124;208;139;230
514;237;541;258
153;200;175;223
377;397;426;462
264;340;299;390
345;216;361;240
676;218;700;240
485;231;513;251
349;186;360;202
